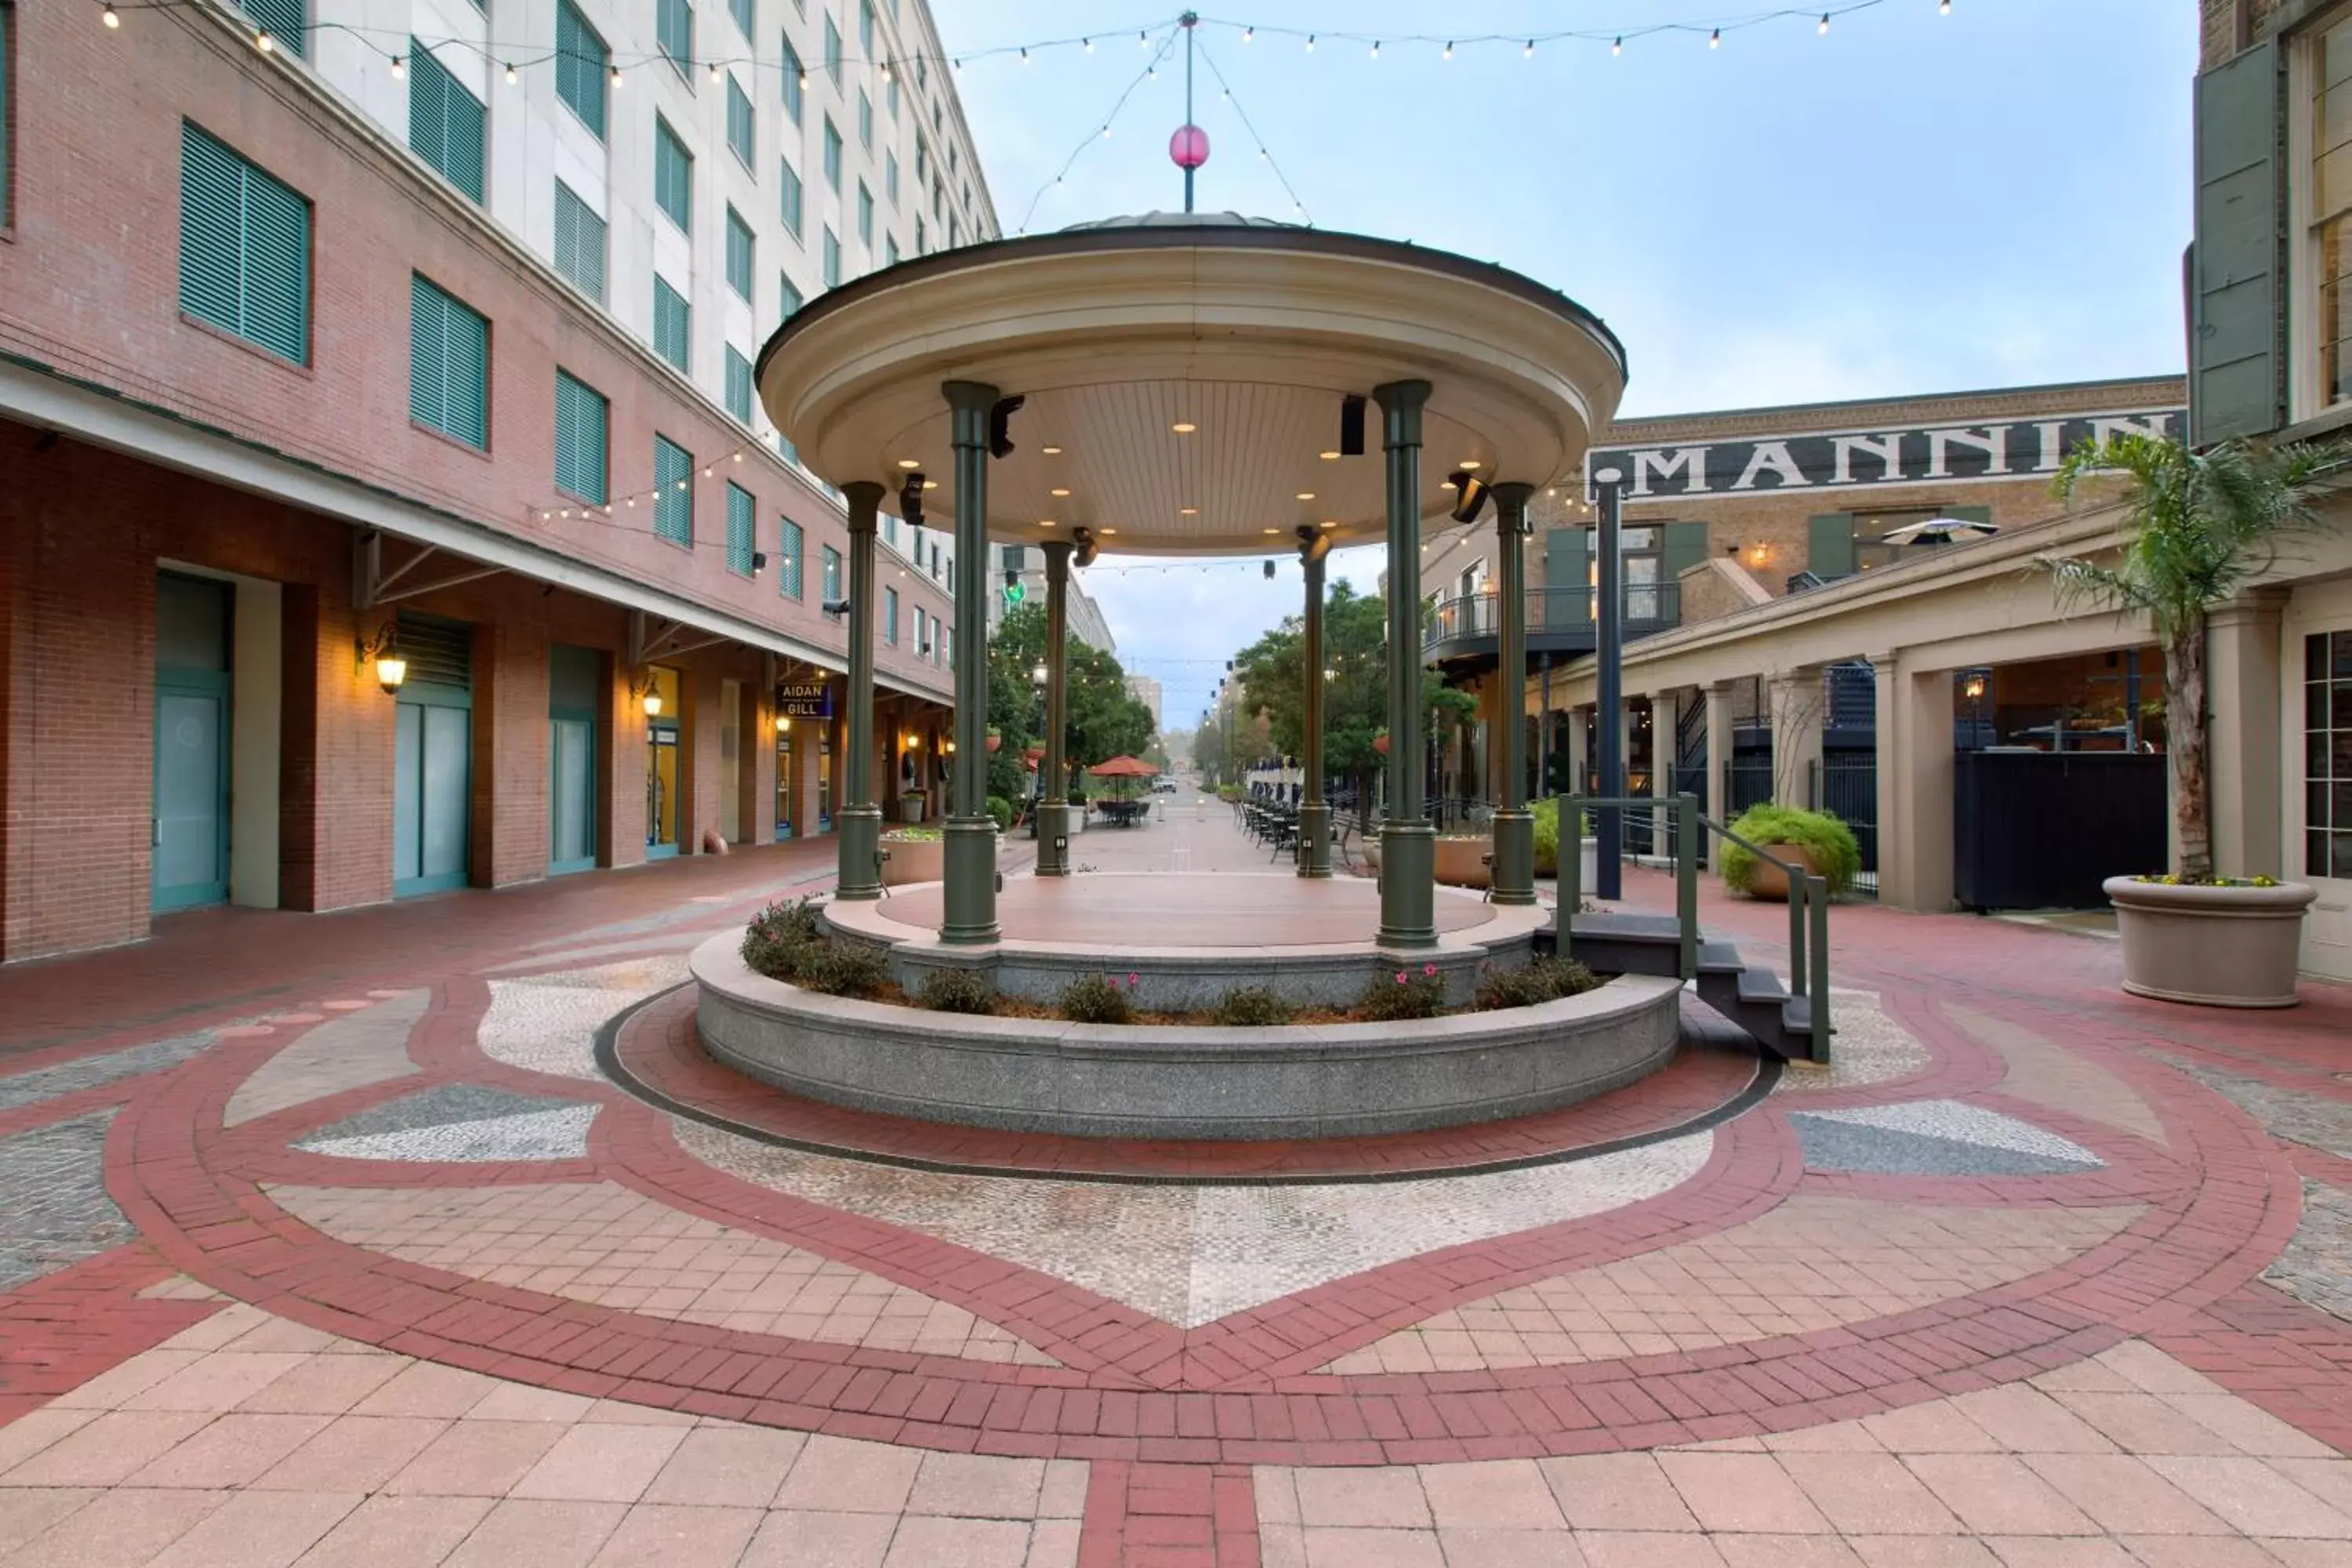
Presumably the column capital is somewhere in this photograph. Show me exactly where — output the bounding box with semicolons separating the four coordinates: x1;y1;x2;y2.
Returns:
2207;586;2292;631
1040;539;1073;568
1490;481;1537;535
840;480;884;534
1372;378;1433;439
942;379;1002;449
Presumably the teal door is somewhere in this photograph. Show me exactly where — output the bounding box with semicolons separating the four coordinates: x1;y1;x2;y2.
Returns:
550;644;600;874
391;614;474;897
153;575;231;911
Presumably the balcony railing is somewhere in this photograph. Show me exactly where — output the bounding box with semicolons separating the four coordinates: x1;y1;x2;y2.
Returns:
1425;583;1680;653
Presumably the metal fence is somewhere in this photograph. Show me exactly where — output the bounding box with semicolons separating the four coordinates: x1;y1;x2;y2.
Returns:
1726;757;1775;817
1819;752;1879;898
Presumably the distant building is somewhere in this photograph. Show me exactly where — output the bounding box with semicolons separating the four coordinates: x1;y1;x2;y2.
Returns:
986;544;1116;652
1125;674;1163;729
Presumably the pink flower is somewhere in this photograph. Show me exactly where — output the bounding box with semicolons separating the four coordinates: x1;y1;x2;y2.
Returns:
1128;973;1140;987
1395;972;1408;985
1422;964;1438;978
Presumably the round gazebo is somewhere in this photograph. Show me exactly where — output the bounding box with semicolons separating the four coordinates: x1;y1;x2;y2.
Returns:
756;211;1627;950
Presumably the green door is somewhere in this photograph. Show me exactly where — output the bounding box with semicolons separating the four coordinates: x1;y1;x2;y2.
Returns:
550;644;601;874
392;614;474;896
152;574;232;911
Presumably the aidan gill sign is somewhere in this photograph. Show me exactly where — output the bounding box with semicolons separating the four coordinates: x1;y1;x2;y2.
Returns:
1587;407;2185;499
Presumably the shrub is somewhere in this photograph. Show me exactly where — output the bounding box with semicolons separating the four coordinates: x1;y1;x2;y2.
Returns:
797;940;890;999
985;794;1014;831
742;897;823;981
1359;963;1449;1022
1059;971;1138;1025
1530;798;1595;878
1213;986;1297;1028
917;967;997;1014
883;826;942;842
1718;804;1863;897
1474;956;1602;1011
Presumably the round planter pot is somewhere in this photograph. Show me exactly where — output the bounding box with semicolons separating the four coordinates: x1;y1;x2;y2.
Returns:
1744;844;1817;902
880;837;944;887
1433;837;1491;890
2103;876;2317;1009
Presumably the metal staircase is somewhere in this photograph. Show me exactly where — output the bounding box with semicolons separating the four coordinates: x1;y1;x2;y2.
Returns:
1551;912;1819;1062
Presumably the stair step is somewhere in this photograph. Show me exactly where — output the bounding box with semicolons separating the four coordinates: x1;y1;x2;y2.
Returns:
1736;970;1792;1005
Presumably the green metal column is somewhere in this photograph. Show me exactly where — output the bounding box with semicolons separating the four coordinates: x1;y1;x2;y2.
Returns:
941;379;1001;943
1374;378;1435;947
835;481;885;900
1490;481;1536;906
1297;543;1330;877
1037;540;1073;877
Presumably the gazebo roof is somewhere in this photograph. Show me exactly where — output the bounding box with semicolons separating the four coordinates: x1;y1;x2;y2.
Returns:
756;215;1628;557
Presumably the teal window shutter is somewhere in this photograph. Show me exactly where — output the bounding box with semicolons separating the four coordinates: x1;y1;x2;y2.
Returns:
553;180;606;303
554;370;608;504
822;546;841;600
822;118;841;191
724;347;753;424
179;123;311;365
2193;39;2285;443
729;0;753;41
654;436;694;545
782;39;804;125
657;0;694;77
238;0;305;56
727;483;756;575
1806;514;1857;580
653;276;689;372
779;161;804;238
779;275;803;317
408;42;485;203
886;153;899;204
779;519;804;597
1541;528;1590;630
825;16;842;85
726;75;754;168
409;275;489;448
858;90;872;151
655;118;692;233
725;208;754;299
857;183;873;248
884;586;898;644
822;227;840;288
554;2;608;140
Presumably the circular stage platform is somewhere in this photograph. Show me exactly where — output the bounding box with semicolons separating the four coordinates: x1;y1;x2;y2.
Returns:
866;872;1499;949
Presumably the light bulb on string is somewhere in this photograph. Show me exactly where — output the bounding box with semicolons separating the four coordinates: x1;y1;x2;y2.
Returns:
1524;39;1534;58
504;60;517;83
102;3;121;27
1242;25;1252;42
1442;41;1453;60
1305;34;1315;51
1370;39;1380;58
1709;27;1722;47
390;53;405;78
1082;35;1091;50
1020;47;1028;63
256;28;274;52
1818;13;1830;32
610;63;622;86
1611;36;1622;55
1138;29;1148;47
1940;0;1951;11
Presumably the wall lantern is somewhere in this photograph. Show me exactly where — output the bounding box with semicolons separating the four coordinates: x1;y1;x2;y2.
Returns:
642;690;664;717
1962;673;1987;701
943;738;956;755
358;625;408;695
1748;543;1770;567
777;714;793;734
1033;661;1049;685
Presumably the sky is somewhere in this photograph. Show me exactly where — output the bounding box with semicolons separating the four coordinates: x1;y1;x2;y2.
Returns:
928;1;2198;735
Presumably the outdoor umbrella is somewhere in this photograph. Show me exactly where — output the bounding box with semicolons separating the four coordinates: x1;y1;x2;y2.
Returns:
1878;517;2001;545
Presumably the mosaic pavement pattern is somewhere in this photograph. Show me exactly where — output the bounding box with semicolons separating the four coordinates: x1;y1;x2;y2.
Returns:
293;1083;599;1164
0;1110;134;1293
223;990;427;1127
0;1031;216;1116
1788;1097;2107;1176
476;956;688;1083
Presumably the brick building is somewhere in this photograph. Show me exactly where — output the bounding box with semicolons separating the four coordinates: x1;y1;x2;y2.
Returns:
0;0;993;961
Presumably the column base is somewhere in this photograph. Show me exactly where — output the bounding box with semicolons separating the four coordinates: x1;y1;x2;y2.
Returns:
1377;821;1437;947
939;816;1000;944
1296;802;1332;878
1490;809;1536;906
834;806;884;901
1035;799;1070;877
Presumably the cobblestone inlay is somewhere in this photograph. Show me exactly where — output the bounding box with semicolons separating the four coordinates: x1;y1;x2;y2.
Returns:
224;990;428;1127
1788;1098;2106;1176
294;1083;599;1164
2180;1059;2352;1163
479;956;689;1081
674;1118;1715;1328
2267;1178;2352;1325
263;1180;1062;1363
0;1030;215;1115
0;1110;136;1292
1769;990;1932;1094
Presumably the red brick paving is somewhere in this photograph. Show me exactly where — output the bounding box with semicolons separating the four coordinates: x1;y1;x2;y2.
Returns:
0;1245;221;1424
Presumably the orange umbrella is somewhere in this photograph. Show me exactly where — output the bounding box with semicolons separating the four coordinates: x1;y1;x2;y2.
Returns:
1087;756;1157;778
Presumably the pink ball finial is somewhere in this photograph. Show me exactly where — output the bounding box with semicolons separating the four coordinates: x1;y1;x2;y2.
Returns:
1169;124;1210;171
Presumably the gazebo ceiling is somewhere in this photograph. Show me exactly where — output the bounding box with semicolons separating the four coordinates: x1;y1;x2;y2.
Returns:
756;215;1628;557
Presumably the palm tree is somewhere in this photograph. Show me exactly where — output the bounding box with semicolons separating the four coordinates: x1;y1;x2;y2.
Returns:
2044;432;2343;883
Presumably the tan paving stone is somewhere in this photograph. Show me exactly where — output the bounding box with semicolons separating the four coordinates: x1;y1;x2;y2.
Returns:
1901;1455;2100;1537
641;1425;803;1508
252;1415;453;1493
1573;1534;1731;1567
131;1413;334;1489
739;1508;895;1566
0;1408;100;1476
1434;1526;1592;1566
1715;1537;1869;1566
507;1424;688;1504
771;1435;923;1515
1946;1387;2118;1455
124;1352;310;1412
2014;1454;2230;1536
1844;1540;2004;1566
2136;1455;2352;1538
1779;1451;1964;1534
0;1410;217;1487
347;1361;499;1419
1657;1452;1834;1534
234;1353;405;1417
584;1501;761;1566
145;1488;360;1568
1294;1465;1432;1529
441;1497;626;1568
1417;1458;1568;1530
880;1515;1032;1567
2040;1392;2241;1456
291;1494;493;1568
0;1490;96;1552
1298;1526;1447;1567
1022;1517;1080;1568
905;1451;1044;1517
1541;1454;1702;1532
0;1486;229;1567
47;1347;206;1410
386;1421;568;1497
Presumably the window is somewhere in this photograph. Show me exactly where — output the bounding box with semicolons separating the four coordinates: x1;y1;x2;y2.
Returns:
822;227;840;287
858;90;872;151
913;606;926;656
653;275;690;372
179;123;310;365
2310;632;2352;878
724;345;754;424
782;38;804;125
238;0;303;56
883;514;896;546
887;74;899;123
553;180;606;303
858;0;875;56
778;519;804;597
554;1;608;139
725;74;754;168
409;274;489;449
885;151;898;205
822;117;842;191
779;158;804;237
824;15;842;85
554;370;608;504
728;0;753;41
655;117;692;232
884;586;898;644
725;205;754;299
885;235;898;267
408;41;486;203
2317;23;2352;405
658;0;694;81
779;274;803;316
727;482;756;575
948;214;959;249
915;136;928;185
856;182;873;249
822;545;843;601
914;216;925;254
654;436;694;545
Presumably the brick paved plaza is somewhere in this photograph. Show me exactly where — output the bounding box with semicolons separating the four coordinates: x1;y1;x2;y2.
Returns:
0;804;2346;1566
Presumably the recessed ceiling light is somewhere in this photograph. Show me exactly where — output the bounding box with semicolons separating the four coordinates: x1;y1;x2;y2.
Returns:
1294;492;1316;501
1037;518;1055;527
1179;506;1199;516
1459;459;1483;470
1439;479;1458;490
1100;527;1118;535
923;480;938;489
1320;519;1338;528
1051;487;1071;497
897;458;921;469
1319;450;1341;461
1041;445;1065;455
1171;422;1196;434
1262;527;1279;535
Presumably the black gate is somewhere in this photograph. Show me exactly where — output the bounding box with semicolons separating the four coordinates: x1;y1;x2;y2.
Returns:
1819;752;1878;897
1954;750;2167;909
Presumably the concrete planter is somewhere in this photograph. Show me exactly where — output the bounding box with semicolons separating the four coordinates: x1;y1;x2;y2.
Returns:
1433;836;1492;890
2104;876;2317;1009
880;836;943;887
1745;844;1817;902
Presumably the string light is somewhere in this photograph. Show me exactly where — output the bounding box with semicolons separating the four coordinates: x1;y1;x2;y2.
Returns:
390;53;404;78
504;60;517;83
1819;13;1831;32
1242;25;1253;42
609;62;622;86
1613;36;1623;55
1940;0;1951;11
255;27;274;52
1524;39;1534;57
102;3;120;27
1370;38;1381;58
1442;40;1453;60
1305;34;1315;51
1710;27;1722;47
1083;35;1092;50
